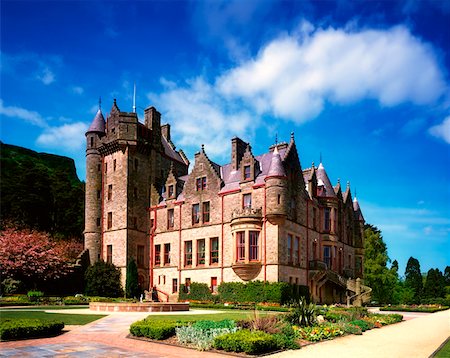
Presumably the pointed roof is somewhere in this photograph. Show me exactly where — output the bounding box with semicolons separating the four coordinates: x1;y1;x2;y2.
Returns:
343;181;352;203
316;162;337;198
353;196;364;221
266;146;286;178
87;109;105;134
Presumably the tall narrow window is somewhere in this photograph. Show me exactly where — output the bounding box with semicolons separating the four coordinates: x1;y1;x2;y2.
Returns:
164;243;171;265
97;190;101;199
249;231;259;261
197;239;205;265
172;278;178;293
168;185;174;198
96;217;101;227
184;241;192;266
113;159;116;171
108;185;112;200
137;245;145;267
236;232;245;261
333;208;337;233
244;165;251;180
287;234;293;264
90;137;94;147
243;193;252;208
210;237;219;264
105;163;108;173
202;176;207;190
294;237;299;265
202;202;210;223
167;209;175;229
154;244;161;266
107;212;112;229
324;208;331;232
107;245;112;264
192;204;200;225
323;246;331;269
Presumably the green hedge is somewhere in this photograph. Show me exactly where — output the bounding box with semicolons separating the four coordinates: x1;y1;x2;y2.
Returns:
213;329;278;354
130;319;190;340
179;283;214;301
0;319;64;340
380;305;449;313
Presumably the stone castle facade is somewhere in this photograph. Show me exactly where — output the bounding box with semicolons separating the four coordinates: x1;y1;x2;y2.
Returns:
85;100;367;304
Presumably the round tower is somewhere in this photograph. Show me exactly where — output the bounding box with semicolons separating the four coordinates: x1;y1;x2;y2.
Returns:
84;108;105;264
265;146;288;224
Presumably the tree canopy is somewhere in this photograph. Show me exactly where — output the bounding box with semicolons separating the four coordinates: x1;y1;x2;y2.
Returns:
404;257;423;303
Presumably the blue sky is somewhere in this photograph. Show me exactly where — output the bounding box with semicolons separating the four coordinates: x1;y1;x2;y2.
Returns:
1;0;449;275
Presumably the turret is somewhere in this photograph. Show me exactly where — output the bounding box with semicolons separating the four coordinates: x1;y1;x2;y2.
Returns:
265;146;288;224
84;108;105;265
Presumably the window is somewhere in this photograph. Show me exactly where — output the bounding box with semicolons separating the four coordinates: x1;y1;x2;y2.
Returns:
113;159;116;171
96;217;101;227
90;137;94;147
164;243;171;265
210;237;219;264
185;278;191;293
249;231;259;261
324;208;331;232
287;234;293;264
196;176;207;191
137;245;145;267
184;241;192;266
197;239;205;265
333;208;337;233
167;209;174;229
168;185;174;198
211;277;218;293
202;176;207;190
236;232;245;261
108;185;112;200
244;165;251;180
323;246;331;269
172;278;178;293
107;245;112;264
134;158;139;170
243;193;252;208
202;202;210;223
107;212;112;229
294;237;299;265
97;190;101;199
154;244;161;266
192;204;200;225
105;163;108;173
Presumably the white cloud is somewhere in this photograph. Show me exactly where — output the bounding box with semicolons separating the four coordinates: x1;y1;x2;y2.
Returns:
218;25;446;122
36;67;55;85
0;99;47;127
36;122;88;151
429;116;450;144
72;86;84;95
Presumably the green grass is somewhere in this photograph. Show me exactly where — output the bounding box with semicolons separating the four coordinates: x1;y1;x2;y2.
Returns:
434;338;450;358
0;309;105;325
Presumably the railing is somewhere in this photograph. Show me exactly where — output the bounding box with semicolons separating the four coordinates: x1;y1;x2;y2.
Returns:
231;207;262;220
155;288;169;302
343;268;354;278
309;260;327;271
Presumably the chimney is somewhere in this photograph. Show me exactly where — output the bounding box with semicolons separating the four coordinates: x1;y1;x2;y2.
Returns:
161;124;171;141
144;106;161;130
231;137;247;171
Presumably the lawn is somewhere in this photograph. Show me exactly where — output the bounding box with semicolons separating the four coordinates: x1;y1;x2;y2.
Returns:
0;308;105;325
434;338;450;358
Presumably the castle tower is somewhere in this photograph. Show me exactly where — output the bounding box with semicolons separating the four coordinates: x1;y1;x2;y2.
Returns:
84;108;106;264
265;146;288;223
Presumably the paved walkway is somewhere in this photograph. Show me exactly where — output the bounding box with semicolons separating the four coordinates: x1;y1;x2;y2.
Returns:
1;308;449;357
270;309;450;358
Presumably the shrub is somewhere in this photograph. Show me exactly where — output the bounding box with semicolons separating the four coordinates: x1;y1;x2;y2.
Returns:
130;320;184;340
380;304;449;313
213;329;278;354
62;296;89;305
84;261;123;298
285;297;317;327
0;319;64;340
365;313;403;326
192;320;235;330
0;295;32;306
339;322;363;335
295;323;344;342
1;278;23;294
125;258;139;299
348;319;372;332
245;311;284;334
178;282;213;301
176;321;238;351
27;290;44;302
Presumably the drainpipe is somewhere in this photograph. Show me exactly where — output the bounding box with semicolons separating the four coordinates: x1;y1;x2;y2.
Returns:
100;156;105;260
306;199;309;287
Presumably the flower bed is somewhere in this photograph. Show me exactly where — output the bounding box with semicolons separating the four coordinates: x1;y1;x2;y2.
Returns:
0;318;64;341
380;304;448;313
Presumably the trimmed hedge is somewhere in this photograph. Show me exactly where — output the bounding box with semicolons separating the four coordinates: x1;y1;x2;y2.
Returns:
130;319;190;340
380;305;449;313
213;329;278;354
0;319;64;341
179;283;213;301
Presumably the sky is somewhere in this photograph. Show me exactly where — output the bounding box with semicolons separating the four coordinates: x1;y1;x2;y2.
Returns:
1;0;449;275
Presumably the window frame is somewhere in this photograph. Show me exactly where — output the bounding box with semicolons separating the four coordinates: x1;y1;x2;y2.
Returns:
184;241;193;267
202;201;210;223
236;231;245;262
107;212;112;229
244;165;251;180
210;237;219;265
197;239;206;266
192;204;200;225
106;245;113;264
249;231;259;261
167;209;175;229
154;244;161;266
164;243;171;265
243;193;252;209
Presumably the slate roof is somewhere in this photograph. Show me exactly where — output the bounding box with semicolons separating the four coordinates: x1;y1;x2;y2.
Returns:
87;109;106;133
267;147;286;178
161;135;185;164
316;163;337;198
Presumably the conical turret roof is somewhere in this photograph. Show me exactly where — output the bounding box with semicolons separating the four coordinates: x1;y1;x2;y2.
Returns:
87;109;105;134
316;162;337;198
267;147;286;178
353;196;364;221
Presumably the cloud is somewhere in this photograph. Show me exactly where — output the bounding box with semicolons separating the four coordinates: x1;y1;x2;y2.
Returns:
0;99;47;127
218;24;447;122
429;116;450;144
72;86;84;95
36;67;55;85
36;122;88;151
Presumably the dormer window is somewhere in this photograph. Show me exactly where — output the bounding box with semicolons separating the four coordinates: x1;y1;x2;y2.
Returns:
196;177;207;191
244;165;251;180
168;185;174;198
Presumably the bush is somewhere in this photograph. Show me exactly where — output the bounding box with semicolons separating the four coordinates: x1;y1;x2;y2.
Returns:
0;319;64;340
380;304;449;313
130;320;189;340
125;258;140;299
348;319;372;332
0;295;32;306
340;322;363;335
84;261;123;298
1;278;23;294
213;329;278;354
27;290;44;302
285;297;317;327
62;296;89;305
179;282;213;301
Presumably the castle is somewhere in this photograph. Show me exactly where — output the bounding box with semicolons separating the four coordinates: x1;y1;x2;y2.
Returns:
84;100;368;304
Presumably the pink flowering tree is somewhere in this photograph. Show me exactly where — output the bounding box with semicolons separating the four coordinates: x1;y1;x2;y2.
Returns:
0;227;83;285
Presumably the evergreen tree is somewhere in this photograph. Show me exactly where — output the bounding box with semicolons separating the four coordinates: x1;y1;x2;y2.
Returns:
363;224;396;303
125;258;140;298
423;268;445;299
85;261;123;298
444;266;450;286
404;257;423;303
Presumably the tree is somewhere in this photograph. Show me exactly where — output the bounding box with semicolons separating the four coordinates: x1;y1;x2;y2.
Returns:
84;261;123;297
363;224;396;303
423;268;445;299
125;258;139;298
404;257;423;302
444;266;450;286
0;227;82;288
